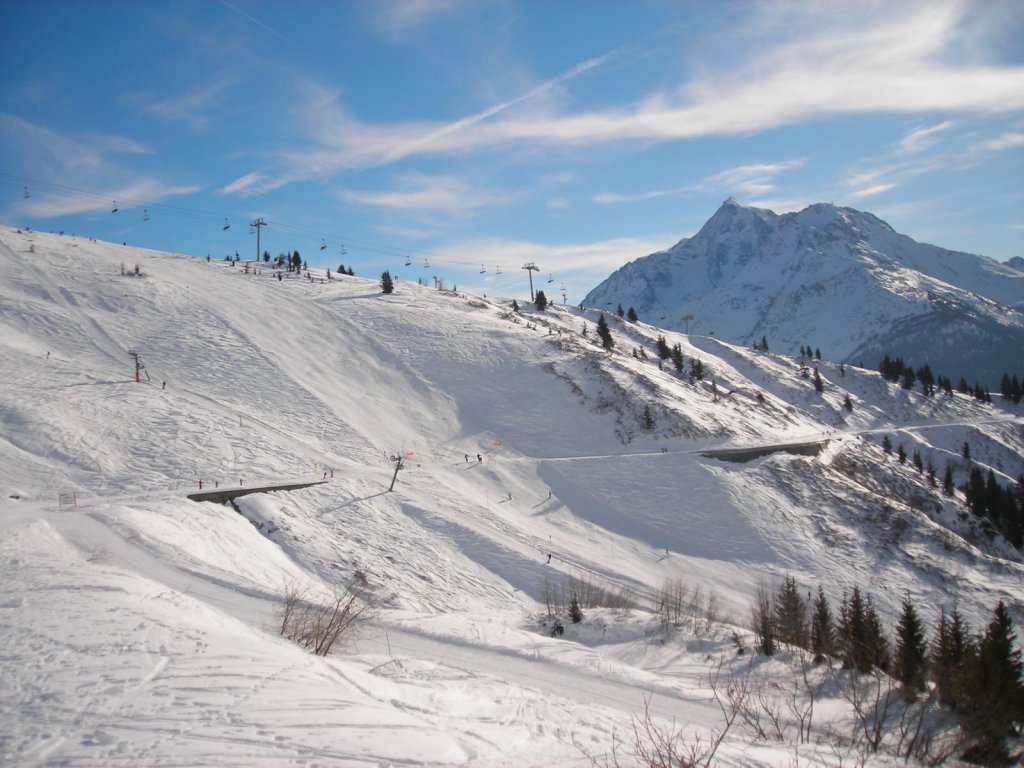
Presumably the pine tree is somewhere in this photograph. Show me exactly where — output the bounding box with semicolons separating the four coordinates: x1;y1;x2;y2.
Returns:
961;602;1024;766
641;404;656;431
813;367;824;393
656;335;671;360
912;450;924;474
838;587;887;673
843;393;854;412
943;463;956;496
774;576;809;649
616;303;624;318
882;435;892;454
379;270;394;294
569;594;583;624
511;299;519;312
670;343;684;373
810;585;835;663
931;606;974;709
596;314;614;350
893;594;927;701
897;443;907;465
535;290;548;311
627;307;638;322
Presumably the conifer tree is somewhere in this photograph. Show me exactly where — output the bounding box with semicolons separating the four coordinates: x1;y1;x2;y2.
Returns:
897;443;907;465
843;393;854;412
641;404;655;431
838;587;888;673
616;303;624;318
535;290;548;311
379;270;394;294
656;335;671;360
810;585;835;663
670;343;684;373
511;298;519;312
569;594;583;624
882;435;892;454
931;606;974;709
813;367;824;393
961;602;1024;766
627;307;638;322
774;575;809;649
913;450;924;474
943;463;956;496
893;594;927;701
596;314;614;350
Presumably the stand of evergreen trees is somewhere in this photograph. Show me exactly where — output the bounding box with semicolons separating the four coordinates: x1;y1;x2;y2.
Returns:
754;576;1024;764
879;355;1021;406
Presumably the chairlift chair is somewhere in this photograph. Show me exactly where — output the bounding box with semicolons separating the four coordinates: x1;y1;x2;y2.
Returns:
423;258;430;268
548;273;554;283
339;244;347;256
223;218;230;231
404;257;412;267
22;186;29;199
143;209;150;221
495;266;502;274
320;238;327;251
249;225;255;235
111;201;118;213
480;264;486;274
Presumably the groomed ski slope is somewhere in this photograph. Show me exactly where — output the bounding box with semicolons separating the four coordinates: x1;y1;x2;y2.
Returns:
1;226;1022;766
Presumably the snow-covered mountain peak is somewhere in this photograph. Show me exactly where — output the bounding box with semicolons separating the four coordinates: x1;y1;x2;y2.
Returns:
585;200;1024;385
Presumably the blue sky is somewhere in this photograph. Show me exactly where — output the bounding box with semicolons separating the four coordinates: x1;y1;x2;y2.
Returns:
1;0;1023;302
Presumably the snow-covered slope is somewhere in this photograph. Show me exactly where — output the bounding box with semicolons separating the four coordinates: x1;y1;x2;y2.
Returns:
584;199;1024;387
1;226;1022;766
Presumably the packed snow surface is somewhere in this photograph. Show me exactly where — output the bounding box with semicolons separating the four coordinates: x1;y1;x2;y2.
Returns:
1;226;1022;766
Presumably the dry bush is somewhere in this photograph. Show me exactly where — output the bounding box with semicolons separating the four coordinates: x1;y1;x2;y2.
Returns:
279;579;371;656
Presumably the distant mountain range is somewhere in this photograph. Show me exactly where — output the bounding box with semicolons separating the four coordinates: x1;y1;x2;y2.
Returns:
584;199;1024;388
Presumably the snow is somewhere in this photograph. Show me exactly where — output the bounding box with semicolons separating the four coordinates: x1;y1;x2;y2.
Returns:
1;225;1022;766
584;199;1024;387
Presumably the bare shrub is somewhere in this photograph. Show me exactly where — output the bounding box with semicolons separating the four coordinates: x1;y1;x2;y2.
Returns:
279;579;371;656
574;690;734;768
540;572;638;617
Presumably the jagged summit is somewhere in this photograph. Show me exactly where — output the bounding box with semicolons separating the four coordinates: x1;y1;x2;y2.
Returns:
585;200;1024;385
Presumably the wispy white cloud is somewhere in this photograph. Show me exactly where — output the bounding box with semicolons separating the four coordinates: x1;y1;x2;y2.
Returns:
18;177;199;218
219;171;285;197
232;0;1024;194
336;174;515;216
0;114;196;219
897;121;955;154
982;131;1024;151
439;234;671;275
138;80;232;131
366;0;469;38
594;160;804;205
848;182;898;200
